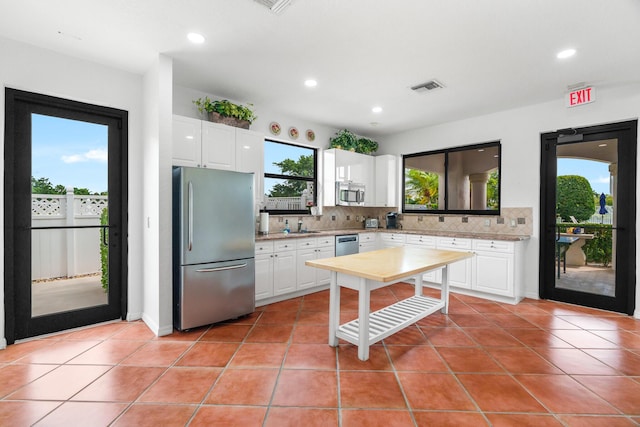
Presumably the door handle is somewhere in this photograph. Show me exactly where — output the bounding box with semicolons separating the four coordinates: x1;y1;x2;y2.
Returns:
196;263;248;273
188;181;193;251
101;226;108;246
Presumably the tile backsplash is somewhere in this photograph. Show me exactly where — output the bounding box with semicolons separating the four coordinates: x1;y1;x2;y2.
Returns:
260;206;533;236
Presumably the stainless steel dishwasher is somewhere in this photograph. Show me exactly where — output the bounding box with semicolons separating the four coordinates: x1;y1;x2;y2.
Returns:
336;234;359;256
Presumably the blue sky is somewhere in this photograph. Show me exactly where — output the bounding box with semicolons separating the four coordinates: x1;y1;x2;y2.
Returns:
31;114;108;194
557;158;611;195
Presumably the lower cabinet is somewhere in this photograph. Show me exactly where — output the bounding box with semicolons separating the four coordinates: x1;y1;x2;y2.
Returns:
472;240;518;298
256;237;335;303
436;237;473;289
405;234;440;284
358;232;378;252
379;232;406;248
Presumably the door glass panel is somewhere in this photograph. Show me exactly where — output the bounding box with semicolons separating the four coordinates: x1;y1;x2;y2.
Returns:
31;114;109;316
554;139;617;297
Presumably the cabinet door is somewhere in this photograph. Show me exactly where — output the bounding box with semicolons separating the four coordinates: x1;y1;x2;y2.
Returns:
359;241;377;253
315;245;334;286
273;250;296;295
473;251;514;297
236;129;264;205
172;116;202;167
447;256;472;289
296;248;317;290
374;154;397;207
255;253;274;300
202;121;236;170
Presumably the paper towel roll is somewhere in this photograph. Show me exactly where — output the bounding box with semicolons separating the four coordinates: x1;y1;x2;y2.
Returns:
259;212;269;234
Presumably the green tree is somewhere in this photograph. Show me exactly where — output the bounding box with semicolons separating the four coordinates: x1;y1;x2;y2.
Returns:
32;176;98;195
557;175;595;222
486;170;499;209
268;155;313;197
405;169;439;208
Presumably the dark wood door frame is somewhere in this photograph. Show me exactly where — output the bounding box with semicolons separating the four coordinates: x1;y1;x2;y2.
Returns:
539;120;637;314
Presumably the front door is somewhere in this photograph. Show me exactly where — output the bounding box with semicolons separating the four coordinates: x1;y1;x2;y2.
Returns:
540;120;637;314
4;89;128;343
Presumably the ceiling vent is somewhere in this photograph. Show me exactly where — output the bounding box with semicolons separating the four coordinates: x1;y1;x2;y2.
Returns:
254;0;293;14
411;79;445;92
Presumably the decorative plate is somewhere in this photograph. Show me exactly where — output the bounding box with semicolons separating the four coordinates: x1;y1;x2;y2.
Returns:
270;122;281;135
289;127;299;140
306;129;315;142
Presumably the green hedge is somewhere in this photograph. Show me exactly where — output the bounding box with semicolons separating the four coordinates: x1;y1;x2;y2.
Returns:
100;208;109;292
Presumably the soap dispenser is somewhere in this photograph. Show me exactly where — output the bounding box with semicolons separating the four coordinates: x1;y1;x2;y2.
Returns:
284;219;290;234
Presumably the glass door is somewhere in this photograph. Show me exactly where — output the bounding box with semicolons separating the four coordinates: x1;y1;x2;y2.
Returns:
4;89;127;343
540;121;637;314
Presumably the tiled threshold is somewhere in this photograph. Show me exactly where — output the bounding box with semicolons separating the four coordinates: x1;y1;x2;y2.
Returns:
1;284;639;426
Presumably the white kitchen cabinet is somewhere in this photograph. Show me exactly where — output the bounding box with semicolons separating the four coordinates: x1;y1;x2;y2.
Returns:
374;154;398;207
296;237;335;291
255;241;275;300
273;240;296;296
172;115;202;168
201;121;236;170
358;232;378;252
254;240;296;299
472;240;519;299
235;128;265;205
379;232;406;248
405;234;441;284
436;237;472;289
323;148;374;206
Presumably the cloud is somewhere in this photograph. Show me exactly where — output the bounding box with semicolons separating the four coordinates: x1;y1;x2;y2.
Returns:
62;148;108;163
593;175;610;184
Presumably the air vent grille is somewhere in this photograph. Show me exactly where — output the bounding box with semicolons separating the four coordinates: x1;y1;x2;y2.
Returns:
411;79;444;92
253;0;293;14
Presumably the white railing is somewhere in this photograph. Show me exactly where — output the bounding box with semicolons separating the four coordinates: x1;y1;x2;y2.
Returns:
32;189;108;280
265;196;306;210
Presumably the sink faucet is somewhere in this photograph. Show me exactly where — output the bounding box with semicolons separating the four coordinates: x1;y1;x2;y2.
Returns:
298;220;303;233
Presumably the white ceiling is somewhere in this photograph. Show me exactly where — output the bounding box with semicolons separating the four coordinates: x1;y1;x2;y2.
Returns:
1;0;639;137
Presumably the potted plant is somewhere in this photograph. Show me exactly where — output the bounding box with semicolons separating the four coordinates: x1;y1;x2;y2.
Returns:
329;129;358;151
329;129;379;154
193;97;257;129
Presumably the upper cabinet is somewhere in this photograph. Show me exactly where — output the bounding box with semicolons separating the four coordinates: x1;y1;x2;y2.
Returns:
172;115;264;204
323;148;398;208
172;116;202;168
375;154;397;207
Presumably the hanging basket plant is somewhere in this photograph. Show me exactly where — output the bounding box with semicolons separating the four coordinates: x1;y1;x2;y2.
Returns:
329;129;378;154
193;97;256;129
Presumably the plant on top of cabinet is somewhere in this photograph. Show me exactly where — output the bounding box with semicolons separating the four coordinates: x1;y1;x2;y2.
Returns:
329;129;378;154
193;96;257;129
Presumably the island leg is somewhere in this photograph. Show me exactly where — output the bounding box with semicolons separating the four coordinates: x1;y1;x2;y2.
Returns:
328;271;340;347
357;277;370;361
441;266;450;314
414;273;423;296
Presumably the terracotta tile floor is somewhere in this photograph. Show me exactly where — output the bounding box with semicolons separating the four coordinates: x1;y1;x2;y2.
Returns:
2;283;640;426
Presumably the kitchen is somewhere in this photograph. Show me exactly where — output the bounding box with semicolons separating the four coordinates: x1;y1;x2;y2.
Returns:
1;0;640;424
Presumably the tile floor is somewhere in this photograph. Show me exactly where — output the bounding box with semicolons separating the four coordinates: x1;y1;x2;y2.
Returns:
1;284;640;426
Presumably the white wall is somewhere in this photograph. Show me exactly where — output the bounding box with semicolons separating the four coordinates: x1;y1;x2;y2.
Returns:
381;83;640;316
0;37;145;346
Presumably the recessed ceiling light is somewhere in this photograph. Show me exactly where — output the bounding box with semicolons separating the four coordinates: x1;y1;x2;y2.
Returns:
187;32;205;44
372;106;383;113
557;48;576;59
599;143;608;147
304;79;317;87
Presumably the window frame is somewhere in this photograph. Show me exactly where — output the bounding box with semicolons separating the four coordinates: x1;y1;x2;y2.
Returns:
402;141;501;215
263;138;318;215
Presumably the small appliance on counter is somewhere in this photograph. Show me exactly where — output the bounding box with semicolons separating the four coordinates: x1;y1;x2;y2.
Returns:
364;218;379;229
386;212;399;229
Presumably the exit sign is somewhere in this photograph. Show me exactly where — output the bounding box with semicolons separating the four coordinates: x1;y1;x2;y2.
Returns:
566;86;595;107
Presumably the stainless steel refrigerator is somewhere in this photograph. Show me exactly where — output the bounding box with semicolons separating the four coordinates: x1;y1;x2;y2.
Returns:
173;166;255;331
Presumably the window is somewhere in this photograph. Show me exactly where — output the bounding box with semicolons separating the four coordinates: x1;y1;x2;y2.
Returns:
264;139;317;214
403;141;501;215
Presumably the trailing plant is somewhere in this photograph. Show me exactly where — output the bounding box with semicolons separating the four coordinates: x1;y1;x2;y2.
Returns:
100;208;109;292
192;97;256;124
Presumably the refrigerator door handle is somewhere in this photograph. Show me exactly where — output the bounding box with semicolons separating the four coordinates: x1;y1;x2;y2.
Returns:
196;263;248;273
188;181;193;251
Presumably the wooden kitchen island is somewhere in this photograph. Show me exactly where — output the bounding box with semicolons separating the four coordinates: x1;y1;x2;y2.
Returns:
306;246;474;361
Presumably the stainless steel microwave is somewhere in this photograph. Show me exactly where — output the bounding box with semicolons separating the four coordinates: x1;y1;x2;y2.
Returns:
336;181;365;206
